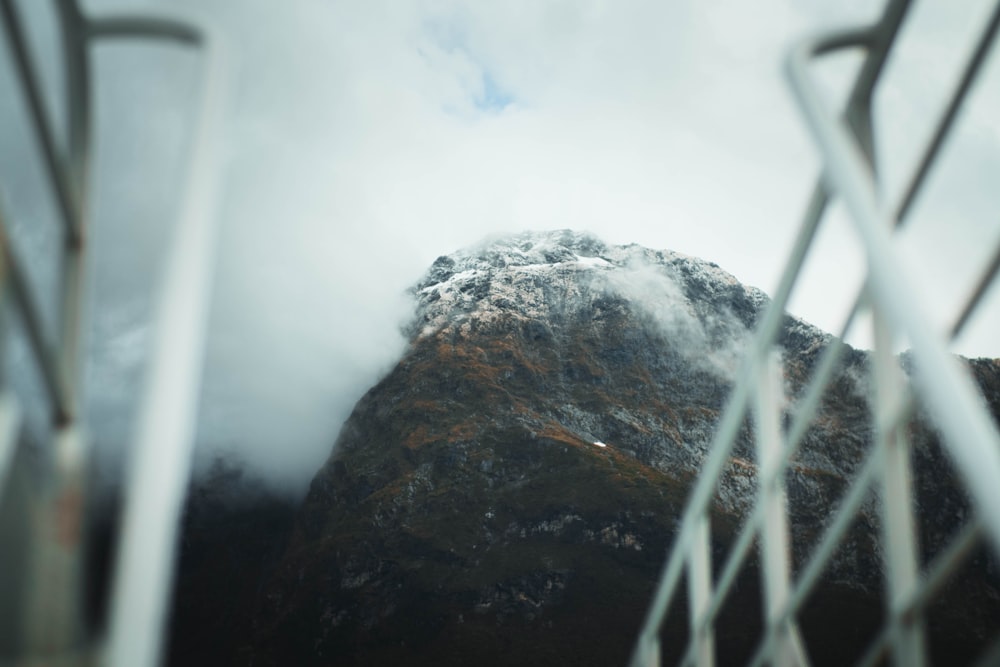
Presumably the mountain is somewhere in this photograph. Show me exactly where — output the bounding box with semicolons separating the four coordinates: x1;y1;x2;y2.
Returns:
169;230;1000;666
166;459;297;666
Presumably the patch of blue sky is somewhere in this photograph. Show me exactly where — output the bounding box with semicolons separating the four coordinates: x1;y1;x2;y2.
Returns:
475;70;514;112
422;16;515;114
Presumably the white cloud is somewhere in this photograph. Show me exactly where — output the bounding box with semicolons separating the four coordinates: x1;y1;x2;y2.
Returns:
4;0;997;489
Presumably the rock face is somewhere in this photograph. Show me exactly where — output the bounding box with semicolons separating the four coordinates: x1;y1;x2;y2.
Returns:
167;460;297;666
178;230;999;666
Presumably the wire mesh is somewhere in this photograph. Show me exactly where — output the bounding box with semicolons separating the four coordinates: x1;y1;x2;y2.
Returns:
631;0;1000;665
0;1;227;666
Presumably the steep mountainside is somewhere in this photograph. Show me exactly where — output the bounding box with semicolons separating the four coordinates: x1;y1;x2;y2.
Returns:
167;460;297;666
177;231;999;666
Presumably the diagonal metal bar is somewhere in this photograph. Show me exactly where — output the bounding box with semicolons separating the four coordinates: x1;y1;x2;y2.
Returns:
699;299;863;635
856;518;984;667
631;7;918;663
630;179;830;667
894;0;1000;224
0;0;82;246
636;1;1000;664
704;229;995;648
787;24;1000;559
948;237;1000;339
0;207;68;417
700;509;757;633
842;0;912;160
747;453;881;667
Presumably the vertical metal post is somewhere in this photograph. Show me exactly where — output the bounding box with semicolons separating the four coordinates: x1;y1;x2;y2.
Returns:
754;351;809;667
0;394;18;494
55;0;90;423
22;427;87;654
872;313;926;667
687;513;715;667
643;636;661;667
0;245;17;496
104;20;228;667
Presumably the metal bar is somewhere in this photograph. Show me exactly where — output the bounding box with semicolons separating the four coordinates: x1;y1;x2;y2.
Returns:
0;212;68;417
751;370;913;665
830;274;995;664
631;390;750;667
1;1;88;658
748;453;881;667
630;180;831;667
703;510;758;628
705;290;904;657
755;352;810;667
0;392;21;497
744;253;1000;660
695;290;864;636
21;426;86;654
845;0;911;106
911;519;982;612
872;311;926;667
784;313;860;458
687;513;715;667
22;0;92;604
53;0;92;424
104;13;229;667
788;20;1000;562
87;15;200;44
0;0;82;246
0;2;228;665
632;9;914;660
636;2;1000;664
856;519;983;667
843;0;912;169
948;238;1000;339
678;626;705;667
54;246;83;424
641;636;661;667
59;0;91;208
894;0;1000;224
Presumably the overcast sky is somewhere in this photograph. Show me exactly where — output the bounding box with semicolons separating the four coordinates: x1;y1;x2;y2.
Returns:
2;0;998;492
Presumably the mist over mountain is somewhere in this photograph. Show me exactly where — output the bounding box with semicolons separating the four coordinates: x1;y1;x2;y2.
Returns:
169;231;1000;666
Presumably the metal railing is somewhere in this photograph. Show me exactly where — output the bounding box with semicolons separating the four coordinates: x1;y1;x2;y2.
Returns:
0;1;228;666
631;1;1000;665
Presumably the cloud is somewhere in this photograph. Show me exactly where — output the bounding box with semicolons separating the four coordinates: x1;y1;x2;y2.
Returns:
3;0;997;492
602;260;749;381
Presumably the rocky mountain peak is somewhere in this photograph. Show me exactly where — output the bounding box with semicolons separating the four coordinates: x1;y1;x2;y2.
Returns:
169;231;1000;666
410;230;776;362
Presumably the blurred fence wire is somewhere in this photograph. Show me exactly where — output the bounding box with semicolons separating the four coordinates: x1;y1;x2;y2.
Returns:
0;1;227;665
631;0;1000;665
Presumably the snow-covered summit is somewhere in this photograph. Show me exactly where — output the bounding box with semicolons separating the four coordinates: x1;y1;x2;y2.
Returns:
414;230;764;302
414;230;611;292
410;230;775;342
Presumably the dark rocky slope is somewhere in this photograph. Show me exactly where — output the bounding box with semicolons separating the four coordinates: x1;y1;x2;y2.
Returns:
166;461;297;666
171;231;1000;665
